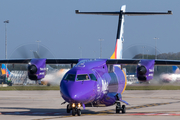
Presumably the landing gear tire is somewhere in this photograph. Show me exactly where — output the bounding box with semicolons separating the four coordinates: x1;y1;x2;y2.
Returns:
72;108;76;116
67;104;71;113
116;106;120;113
122;105;126;114
77;109;81;116
116;102;121;114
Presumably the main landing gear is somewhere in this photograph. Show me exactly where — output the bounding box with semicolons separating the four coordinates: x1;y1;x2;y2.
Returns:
116;101;126;114
67;103;82;116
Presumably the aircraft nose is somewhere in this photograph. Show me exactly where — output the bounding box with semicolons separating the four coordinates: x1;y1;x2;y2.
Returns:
68;90;83;102
60;80;97;104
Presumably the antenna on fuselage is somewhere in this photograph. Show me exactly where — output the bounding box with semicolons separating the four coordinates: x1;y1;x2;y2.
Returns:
75;6;172;60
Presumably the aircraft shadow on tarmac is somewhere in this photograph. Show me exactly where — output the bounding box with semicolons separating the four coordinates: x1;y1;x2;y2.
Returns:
1;101;180;116
0;107;106;116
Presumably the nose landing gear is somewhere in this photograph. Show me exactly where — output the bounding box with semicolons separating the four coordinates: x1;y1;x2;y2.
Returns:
67;103;82;116
67;104;71;113
72;108;81;116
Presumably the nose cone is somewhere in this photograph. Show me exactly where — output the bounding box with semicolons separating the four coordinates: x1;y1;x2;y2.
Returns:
60;80;97;104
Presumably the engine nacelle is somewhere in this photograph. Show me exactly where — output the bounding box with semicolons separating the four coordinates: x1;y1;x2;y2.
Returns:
28;59;46;80
136;60;155;82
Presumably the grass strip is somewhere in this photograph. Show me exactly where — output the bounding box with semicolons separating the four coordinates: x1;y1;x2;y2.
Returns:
126;85;180;90
0;85;180;90
0;86;60;91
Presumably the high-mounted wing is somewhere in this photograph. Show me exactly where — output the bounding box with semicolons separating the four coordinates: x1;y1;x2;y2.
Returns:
106;59;180;66
0;58;79;81
0;59;31;64
0;59;79;64
107;59;180;82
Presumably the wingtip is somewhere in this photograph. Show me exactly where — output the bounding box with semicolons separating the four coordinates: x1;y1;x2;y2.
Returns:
168;10;172;14
75;10;80;14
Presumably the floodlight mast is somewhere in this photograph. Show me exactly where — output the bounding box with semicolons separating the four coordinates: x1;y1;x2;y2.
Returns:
4;20;9;83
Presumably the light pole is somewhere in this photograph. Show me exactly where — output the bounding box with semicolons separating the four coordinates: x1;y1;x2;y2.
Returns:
4;20;9;83
146;50;149;59
153;37;159;59
36;40;41;54
142;46;145;59
79;47;82;58
93;51;96;58
30;50;33;58
154;37;159;72
98;39;104;58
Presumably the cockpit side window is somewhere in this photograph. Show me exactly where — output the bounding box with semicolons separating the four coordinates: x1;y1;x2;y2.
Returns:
89;74;97;81
64;74;76;81
76;74;89;81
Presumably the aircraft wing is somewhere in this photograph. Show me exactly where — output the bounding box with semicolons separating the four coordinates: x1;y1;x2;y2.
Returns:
1;59;180;65
0;59;31;64
0;59;79;64
1;58;180;81
45;59;79;64
106;59;180;66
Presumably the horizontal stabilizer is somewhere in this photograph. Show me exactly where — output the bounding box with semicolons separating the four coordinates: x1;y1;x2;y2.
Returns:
123;11;172;16
75;10;172;16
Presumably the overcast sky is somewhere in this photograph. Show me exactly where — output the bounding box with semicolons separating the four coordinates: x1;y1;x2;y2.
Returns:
0;0;179;59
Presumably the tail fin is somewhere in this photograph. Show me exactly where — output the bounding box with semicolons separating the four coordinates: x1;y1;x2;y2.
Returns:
76;5;172;60
110;5;126;59
1;64;11;77
172;66;180;73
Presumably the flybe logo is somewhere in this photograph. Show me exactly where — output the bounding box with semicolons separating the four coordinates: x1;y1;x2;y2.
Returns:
77;63;85;67
39;72;45;75
149;69;154;72
75;61;86;67
40;68;46;71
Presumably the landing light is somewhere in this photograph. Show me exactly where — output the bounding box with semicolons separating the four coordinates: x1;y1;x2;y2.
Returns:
72;103;75;108
78;103;81;108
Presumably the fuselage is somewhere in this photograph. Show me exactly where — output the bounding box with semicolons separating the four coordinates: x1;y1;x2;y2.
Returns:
60;59;127;107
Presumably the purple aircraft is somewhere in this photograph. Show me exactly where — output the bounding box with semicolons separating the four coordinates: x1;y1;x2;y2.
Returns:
0;5;178;116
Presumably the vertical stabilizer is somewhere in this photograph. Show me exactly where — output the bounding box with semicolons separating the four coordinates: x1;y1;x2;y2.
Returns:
1;64;10;77
111;5;126;59
172;66;180;73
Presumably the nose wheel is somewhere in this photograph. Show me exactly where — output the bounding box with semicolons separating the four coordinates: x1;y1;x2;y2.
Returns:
72;108;81;116
72;108;76;116
77;109;81;116
67;104;82;116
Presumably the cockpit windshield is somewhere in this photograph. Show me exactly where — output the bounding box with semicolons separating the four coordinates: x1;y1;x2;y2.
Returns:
76;74;89;81
64;74;76;81
64;73;97;81
89;74;97;81
76;73;97;81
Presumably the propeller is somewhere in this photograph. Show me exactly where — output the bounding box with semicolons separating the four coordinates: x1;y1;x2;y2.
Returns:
10;43;55;59
7;43;61;92
123;44;159;59
122;44;169;96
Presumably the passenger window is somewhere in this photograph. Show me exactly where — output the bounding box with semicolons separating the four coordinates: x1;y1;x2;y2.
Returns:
76;74;89;81
89;74;97;81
